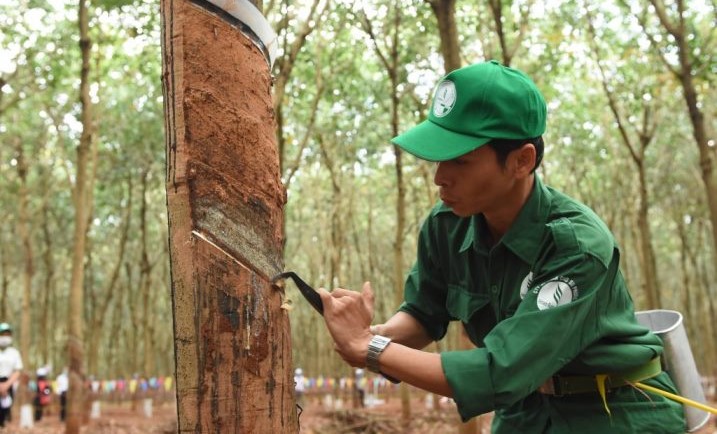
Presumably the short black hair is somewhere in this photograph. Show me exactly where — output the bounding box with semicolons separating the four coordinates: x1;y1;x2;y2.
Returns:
486;136;544;173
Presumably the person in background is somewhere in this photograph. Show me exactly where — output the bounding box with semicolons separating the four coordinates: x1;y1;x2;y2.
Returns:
293;368;306;408
317;60;686;433
354;368;365;408
55;367;68;421
0;323;23;428
33;367;52;421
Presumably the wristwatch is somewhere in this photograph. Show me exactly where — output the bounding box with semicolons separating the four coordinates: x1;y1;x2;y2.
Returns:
366;335;392;373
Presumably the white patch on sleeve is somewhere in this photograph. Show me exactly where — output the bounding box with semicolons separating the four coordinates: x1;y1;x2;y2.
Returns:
535;277;578;310
519;272;533;299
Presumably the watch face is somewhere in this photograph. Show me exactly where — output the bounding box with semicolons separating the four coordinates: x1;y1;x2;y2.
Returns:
367;335;391;373
371;335;391;347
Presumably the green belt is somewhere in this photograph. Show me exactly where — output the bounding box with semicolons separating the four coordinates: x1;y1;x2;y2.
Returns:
540;357;662;397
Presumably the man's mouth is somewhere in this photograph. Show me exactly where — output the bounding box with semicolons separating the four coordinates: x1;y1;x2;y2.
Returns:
440;195;456;206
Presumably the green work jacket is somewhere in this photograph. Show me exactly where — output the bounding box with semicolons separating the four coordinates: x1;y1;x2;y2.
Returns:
400;176;685;433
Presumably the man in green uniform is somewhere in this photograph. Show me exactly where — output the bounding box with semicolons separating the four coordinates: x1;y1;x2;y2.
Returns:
318;60;686;433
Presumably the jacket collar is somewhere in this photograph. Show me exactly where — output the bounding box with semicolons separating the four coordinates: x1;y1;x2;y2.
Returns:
459;175;551;265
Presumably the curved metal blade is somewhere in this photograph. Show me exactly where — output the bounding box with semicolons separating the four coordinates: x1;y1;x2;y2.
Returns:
271;271;323;315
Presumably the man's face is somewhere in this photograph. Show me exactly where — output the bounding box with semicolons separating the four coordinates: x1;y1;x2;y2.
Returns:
433;145;516;217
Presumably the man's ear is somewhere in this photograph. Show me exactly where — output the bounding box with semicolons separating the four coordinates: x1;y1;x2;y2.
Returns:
510;143;536;177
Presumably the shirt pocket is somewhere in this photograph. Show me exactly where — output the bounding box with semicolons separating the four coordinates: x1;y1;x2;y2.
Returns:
446;284;490;323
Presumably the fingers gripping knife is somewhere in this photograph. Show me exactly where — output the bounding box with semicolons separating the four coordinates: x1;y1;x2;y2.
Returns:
271;271;400;384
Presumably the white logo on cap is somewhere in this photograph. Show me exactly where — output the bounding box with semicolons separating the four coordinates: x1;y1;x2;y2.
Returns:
535;276;578;310
433;80;456;118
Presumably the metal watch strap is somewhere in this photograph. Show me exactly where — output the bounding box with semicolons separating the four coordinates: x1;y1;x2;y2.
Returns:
366;335;392;373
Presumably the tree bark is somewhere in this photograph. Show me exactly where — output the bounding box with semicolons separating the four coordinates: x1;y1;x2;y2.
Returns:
66;0;95;431
39;190;55;368
427;0;460;72
585;15;662;309
139;169;155;376
645;0;717;288
15;138;33;411
486;0;530;67
86;177;132;377
0;243;7;320
426;3;481;432
271;0;324;172
161;0;296;431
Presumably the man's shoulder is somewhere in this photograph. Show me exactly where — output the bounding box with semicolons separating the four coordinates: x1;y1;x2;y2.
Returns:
544;187;615;266
545;185;611;229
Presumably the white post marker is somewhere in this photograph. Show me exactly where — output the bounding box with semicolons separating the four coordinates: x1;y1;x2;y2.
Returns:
19;404;33;428
90;400;101;419
143;398;153;418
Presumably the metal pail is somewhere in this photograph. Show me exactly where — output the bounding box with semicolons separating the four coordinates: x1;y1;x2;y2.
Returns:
635;309;710;432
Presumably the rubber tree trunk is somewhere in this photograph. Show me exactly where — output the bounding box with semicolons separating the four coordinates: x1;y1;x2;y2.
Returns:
161;1;296;432
67;0;95;431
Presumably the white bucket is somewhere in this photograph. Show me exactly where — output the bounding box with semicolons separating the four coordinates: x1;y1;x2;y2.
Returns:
635;309;710;432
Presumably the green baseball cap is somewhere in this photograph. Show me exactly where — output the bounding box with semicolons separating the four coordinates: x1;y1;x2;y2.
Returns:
0;322;11;333
391;60;546;161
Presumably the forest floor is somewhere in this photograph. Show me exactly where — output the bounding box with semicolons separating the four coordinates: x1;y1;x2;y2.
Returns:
0;401;177;434
1;395;714;433
298;393;490;433
296;392;717;434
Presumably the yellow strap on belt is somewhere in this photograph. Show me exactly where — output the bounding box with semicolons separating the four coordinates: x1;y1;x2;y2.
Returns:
634;381;717;415
595;374;611;417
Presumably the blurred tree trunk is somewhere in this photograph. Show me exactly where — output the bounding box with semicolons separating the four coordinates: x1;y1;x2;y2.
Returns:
0;243;7;319
0;89;17;326
66;0;97;431
161;0;296;431
486;0;530;67
270;0;325;172
14;136;33;412
365;4;412;423
427;0;460;70
39;184;55;367
107;280;126;378
128;260;140;377
138;169;155;376
86;177;131;377
639;0;717;289
429;2;482;432
683;221;717;377
317;134;344;287
586;14;661;309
